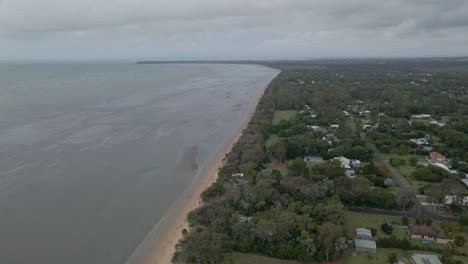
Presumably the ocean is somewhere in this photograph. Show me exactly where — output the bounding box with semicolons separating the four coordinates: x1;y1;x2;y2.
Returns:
0;62;279;264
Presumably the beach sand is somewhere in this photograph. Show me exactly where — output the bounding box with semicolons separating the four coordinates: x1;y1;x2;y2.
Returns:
125;77;276;264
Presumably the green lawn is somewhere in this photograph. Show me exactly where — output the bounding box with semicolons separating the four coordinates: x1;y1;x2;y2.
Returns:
265;134;282;147
346;212;407;239
265;161;288;176
339;248;468;264
230;252;303;264
273;110;297;125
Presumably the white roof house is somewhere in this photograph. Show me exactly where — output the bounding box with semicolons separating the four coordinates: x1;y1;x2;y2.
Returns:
334;156;351;169
431;162;458;175
444;196;468;206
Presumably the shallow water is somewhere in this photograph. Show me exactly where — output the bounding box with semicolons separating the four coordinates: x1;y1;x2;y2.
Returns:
0;63;279;264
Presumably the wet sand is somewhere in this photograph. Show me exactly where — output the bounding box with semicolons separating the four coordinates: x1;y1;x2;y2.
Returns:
126;77;277;264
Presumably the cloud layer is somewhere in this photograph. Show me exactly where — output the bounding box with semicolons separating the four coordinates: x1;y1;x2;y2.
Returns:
1;0;468;60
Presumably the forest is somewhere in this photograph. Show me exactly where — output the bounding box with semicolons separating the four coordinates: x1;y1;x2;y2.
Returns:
173;59;468;263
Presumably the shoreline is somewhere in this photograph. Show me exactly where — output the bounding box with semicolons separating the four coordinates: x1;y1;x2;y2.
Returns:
126;73;279;264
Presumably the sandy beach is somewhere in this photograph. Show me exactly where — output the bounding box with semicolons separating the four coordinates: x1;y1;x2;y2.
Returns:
125;75;277;264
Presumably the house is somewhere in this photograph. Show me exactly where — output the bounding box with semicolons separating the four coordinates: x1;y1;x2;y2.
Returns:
356;228;373;240
307;125;328;134
429;121;446;127
354;239;377;254
304;156;324;163
430;162;457;175
411;254;442;264
323;133;339;142
410;138;430;146
351;159;361;167
334;156;351;169
334;156;361;169
444;196;468;206
430;152;446;163
407;225;449;245
411;114;432;119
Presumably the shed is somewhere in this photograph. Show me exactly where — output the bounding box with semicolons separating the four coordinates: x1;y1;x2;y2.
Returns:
356;228;372;240
412;254;442;264
354;239;376;254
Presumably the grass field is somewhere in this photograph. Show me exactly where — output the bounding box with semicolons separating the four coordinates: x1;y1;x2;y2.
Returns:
265;161;288;176
231;249;468;264
265;134;282;147
346;212;407;239
230;252;303;264
273;110;297;125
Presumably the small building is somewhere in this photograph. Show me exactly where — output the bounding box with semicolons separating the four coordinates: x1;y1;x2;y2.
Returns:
354;239;376;254
408;225;449;245
330;124;340;129
430;152;446;163
356;228;373;240
412;254;442;264
304;156;324;163
232;173;244;178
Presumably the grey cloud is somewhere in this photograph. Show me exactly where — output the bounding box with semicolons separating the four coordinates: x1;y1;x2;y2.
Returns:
1;0;467;60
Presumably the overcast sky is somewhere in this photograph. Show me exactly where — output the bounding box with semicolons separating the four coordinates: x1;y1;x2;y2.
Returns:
1;0;468;60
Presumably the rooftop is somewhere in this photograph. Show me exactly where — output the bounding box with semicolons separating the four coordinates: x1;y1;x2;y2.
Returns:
412;253;442;264
354;239;376;249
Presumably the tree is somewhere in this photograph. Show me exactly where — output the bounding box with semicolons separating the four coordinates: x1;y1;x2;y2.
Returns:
395;188;416;211
388;253;397;264
273;141;287;164
459;215;468;226
298;231;316;259
401;216;409;226
239;162;257;180
288;158;308;177
317;223;345;261
409;156;418;166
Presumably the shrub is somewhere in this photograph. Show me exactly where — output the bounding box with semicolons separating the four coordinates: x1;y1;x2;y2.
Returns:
377;237;410;250
388;253;397;264
459;215;468;226
425;218;433;226
381;223;393;235
402;216;409;226
454;235;466;247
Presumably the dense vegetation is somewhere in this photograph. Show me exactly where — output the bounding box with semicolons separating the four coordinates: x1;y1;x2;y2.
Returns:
173;59;468;263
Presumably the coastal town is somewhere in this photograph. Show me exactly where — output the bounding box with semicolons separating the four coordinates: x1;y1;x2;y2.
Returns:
173;60;468;264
